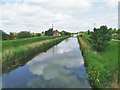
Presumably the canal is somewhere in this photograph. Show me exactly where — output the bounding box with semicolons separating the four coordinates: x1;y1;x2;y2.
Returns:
2;37;91;88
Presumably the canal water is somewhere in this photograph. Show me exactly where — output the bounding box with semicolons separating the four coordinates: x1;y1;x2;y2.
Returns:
2;37;91;88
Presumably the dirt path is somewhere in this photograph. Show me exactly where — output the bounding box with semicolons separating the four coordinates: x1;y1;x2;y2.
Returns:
112;39;120;42
78;37;90;50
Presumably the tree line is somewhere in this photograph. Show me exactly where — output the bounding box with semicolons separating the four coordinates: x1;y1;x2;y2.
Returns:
0;29;72;40
0;30;43;40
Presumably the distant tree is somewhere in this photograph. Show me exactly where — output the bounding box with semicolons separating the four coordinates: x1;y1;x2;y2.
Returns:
45;28;53;36
118;29;120;40
9;32;15;40
88;30;91;35
16;31;32;39
31;33;36;37
45;31;47;36
90;26;112;52
0;30;9;40
108;28;113;34
113;28;117;33
41;31;45;36
61;31;71;36
36;33;41;37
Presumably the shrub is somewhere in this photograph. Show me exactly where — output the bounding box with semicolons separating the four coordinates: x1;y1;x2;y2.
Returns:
118;29;120;40
0;30;9;40
45;28;53;36
16;31;32;39
90;26;112;52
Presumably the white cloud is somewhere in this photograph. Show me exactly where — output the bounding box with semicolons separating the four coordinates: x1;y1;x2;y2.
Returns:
0;0;118;33
106;0;119;8
50;0;92;9
24;0;49;3
55;14;73;22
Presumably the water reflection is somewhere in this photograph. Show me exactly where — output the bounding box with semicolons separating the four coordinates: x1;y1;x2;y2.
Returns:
2;37;91;88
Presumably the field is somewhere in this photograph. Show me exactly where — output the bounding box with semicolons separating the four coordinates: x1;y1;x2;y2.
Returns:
2;36;60;51
2;36;68;73
78;34;119;88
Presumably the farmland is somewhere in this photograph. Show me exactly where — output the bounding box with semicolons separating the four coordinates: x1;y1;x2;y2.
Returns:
2;36;60;51
78;34;119;88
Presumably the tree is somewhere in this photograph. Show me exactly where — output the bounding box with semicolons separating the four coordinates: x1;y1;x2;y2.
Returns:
31;33;35;37
90;26;112;52
60;31;71;36
113;28;117;33
0;30;9;40
16;31;32;39
45;28;53;36
88;30;91;35
118;29;120;40
41;31;45;36
36;33;41;37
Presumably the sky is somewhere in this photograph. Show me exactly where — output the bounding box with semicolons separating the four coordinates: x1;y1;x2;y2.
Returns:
0;0;119;33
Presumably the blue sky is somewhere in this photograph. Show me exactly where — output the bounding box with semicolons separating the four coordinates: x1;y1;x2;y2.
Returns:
0;0;118;33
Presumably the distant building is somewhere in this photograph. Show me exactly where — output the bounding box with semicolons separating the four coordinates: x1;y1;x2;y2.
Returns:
53;30;61;36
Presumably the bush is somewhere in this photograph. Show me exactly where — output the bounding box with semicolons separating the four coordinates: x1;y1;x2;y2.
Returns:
0;30;9;40
90;26;112;52
16;31;32;39
36;33;41;37
45;28;53;36
118;29;120;40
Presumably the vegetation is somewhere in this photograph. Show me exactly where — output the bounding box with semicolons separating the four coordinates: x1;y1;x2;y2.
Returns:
1;30;45;41
90;26;112;52
3;36;59;51
0;30;9;40
16;31;32;39
87;30;91;35
45;28;53;36
2;29;71;74
60;31;72;36
2;36;68;73
78;34;119;88
36;33;41;37
117;29;120;40
109;28;119;40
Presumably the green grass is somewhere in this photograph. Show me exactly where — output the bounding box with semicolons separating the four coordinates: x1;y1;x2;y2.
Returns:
2;36;59;51
78;35;119;88
0;40;1;52
82;34;91;45
2;36;68;74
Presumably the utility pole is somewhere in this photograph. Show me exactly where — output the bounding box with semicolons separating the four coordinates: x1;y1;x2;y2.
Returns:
94;23;95;28
52;24;53;29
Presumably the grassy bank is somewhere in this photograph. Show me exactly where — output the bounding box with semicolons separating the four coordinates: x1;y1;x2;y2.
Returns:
77;35;119;88
2;36;68;73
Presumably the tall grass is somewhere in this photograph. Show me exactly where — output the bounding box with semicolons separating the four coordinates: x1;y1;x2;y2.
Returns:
2;36;68;73
78;35;119;88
